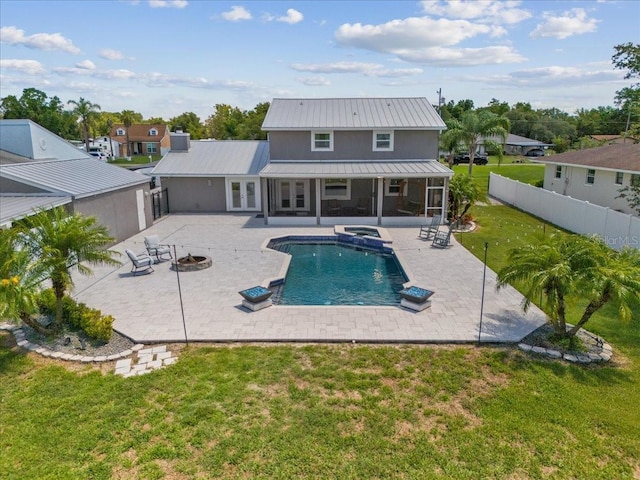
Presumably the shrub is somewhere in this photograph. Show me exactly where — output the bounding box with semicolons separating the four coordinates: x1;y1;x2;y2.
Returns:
80;310;113;342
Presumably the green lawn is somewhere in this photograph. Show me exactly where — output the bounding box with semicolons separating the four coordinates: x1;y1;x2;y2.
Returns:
451;161;545;197
109;155;162;165
2;166;639;479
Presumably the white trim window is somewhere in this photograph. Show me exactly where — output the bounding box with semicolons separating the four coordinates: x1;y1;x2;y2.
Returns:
312;131;333;151
385;179;407;197
321;178;351;200
373;131;394;151
631;174;640;187
555;165;562;179
116;128;125;136
586;169;596;185
146;142;157;154
615;172;624;185
149;128;158;136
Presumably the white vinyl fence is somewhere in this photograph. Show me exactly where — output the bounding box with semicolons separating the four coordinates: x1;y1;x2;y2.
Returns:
489;173;640;250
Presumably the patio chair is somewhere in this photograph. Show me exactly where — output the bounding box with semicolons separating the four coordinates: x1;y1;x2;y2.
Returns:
431;224;453;248
418;214;442;240
327;199;341;216
356;197;369;216
144;235;172;262
125;249;154;275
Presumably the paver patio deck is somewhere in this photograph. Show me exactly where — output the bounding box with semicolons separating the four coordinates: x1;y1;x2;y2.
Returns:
71;214;547;344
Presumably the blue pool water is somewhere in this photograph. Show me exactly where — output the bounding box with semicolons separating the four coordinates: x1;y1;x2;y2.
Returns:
273;242;408;306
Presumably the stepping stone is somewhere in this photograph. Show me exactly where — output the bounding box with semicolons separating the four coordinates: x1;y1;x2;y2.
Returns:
156;351;172;361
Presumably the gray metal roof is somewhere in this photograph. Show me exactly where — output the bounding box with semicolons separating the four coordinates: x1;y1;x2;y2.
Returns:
262;98;446;131
0;158;149;198
260;160;453;178
152;140;270;177
0;194;72;227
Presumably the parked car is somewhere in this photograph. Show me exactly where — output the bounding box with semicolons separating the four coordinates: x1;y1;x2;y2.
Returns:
452;153;488;165
89;151;108;162
524;149;545;157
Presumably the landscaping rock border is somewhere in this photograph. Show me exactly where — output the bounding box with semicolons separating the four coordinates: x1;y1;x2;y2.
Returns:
518;325;612;364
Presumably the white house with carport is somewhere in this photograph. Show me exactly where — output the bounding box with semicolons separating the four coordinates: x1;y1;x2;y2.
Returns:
153;97;453;226
534;142;640;215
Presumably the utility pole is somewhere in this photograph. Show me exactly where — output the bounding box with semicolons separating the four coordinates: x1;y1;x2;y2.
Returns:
436;88;443;115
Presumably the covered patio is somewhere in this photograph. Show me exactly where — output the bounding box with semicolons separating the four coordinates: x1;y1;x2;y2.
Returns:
260;160;451;226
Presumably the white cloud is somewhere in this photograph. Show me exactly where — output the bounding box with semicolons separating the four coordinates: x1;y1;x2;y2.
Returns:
484;65;622;88
75;59;96;70
291;61;423;77
0;26;80;54
277;8;303;24
148;0;188;8
221;6;252;22
421;0;531;24
0;58;46;75
296;76;331;86
99;48;124;60
335;16;524;66
530;8;599;39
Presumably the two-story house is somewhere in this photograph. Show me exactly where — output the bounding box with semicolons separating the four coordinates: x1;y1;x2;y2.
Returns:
110;124;171;158
153;98;452;225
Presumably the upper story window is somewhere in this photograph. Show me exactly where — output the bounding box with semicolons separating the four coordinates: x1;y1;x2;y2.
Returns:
555;165;562;179
312;131;333;151
116;128;125;136
373;131;394;151
149;128;158;136
385;179;407;197
586;169;596;185
615;172;624;185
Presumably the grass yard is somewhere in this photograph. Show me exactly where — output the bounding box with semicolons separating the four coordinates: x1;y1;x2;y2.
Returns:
2;165;639;479
451;162;545;198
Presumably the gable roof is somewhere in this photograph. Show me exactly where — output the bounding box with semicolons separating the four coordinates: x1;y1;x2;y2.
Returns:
262;98;445;131
152;140;269;177
0;158;150;198
533;143;640;173
110;124;169;142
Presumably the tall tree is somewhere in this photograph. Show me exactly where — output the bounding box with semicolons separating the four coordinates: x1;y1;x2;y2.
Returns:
169;112;205;139
119;110;138;157
68;97;101;153
19;208;121;329
445;110;510;174
497;234;640;339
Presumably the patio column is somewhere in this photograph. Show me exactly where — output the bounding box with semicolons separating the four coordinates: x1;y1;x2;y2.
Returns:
315;178;321;224
442;176;449;222
376;177;384;225
261;177;269;225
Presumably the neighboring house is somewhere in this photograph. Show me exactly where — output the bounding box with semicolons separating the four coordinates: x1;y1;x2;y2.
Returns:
482;133;553;156
535;143;640;215
153;97;453;226
589;134;637;145
88;136;122;158
110;124;171;158
0;119;154;240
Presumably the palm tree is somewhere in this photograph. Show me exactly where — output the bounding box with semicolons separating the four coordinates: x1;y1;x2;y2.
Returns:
445;110;510;175
497;234;640;339
19;207;121;330
120;110;136;158
68;97;101;153
448;174;482;225
439;129;460;167
0;229;48;332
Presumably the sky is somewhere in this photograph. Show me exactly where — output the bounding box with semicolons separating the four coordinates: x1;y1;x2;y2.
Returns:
0;0;638;121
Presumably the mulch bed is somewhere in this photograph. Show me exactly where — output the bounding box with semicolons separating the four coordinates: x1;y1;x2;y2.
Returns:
520;323;604;356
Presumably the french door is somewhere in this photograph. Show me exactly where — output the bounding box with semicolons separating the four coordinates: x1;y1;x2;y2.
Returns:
227;178;259;211
276;179;309;212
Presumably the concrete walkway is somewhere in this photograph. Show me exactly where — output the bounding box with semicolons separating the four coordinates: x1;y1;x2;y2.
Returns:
71;214;546;344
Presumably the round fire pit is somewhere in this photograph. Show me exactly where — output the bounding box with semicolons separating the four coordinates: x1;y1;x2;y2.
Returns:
172;253;212;272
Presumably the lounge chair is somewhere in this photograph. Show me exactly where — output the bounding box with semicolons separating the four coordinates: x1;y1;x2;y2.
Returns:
432;224;453;248
144;235;172;262
125;249;154;275
327;200;341;216
418;214;442;240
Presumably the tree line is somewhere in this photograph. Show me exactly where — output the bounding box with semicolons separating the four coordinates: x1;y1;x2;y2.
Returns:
1;43;637;150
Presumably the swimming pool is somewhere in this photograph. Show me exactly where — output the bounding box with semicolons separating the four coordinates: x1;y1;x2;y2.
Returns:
268;238;408;306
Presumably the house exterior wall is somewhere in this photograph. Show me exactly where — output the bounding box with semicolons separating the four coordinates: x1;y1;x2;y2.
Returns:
0;177;50;193
268;130;438;160
543;164;636;214
73;183;153;243
163;177;227;212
